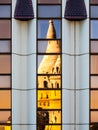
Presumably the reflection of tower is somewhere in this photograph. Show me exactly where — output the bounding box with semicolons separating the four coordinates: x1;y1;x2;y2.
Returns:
38;20;61;74
38;20;61;124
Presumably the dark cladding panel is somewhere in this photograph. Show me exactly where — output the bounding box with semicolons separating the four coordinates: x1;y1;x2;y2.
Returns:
64;0;87;20
14;0;34;20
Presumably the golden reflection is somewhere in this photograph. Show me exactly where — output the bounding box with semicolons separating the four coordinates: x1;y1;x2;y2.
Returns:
38;90;61;109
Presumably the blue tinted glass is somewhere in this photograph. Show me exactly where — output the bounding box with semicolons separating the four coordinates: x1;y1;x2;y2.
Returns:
38;5;61;18
0;5;11;18
91;20;98;39
91;6;98;18
38;20;61;39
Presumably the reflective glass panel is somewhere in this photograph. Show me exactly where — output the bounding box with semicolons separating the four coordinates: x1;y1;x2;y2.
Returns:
38;5;61;18
91;20;98;39
0;20;11;39
91;76;98;88
0;5;11;18
91;6;98;18
91;111;98;122
0;40;10;53
0;90;11;109
38;90;61;109
91;91;98;109
91;41;98;53
90;0;98;4
0;76;10;88
0;0;11;3
0;55;11;74
91;55;98;74
0;111;11;123
37;109;61;124
38;75;61;89
38;20;61;39
38;40;61;53
38;55;61;74
38;0;61;4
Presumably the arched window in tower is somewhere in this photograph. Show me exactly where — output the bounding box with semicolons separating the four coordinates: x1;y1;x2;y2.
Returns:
56;66;59;74
44;80;48;88
57;83;59;88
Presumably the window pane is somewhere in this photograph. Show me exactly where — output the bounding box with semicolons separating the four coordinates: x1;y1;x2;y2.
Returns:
0;5;11;18
0;40;10;53
91;91;98;109
90;0;98;4
91;55;98;74
38;90;61;109
91;20;98;39
38;5;61;18
38;55;61;74
0;76;10;88
38;20;61;39
0;111;11;123
0;55;11;74
38;40;61;53
37;109;61;124
0;0;11;3
38;0;61;4
0;20;11;39
0;90;11;109
91;41;98;53
38;75;61;89
91;111;98;123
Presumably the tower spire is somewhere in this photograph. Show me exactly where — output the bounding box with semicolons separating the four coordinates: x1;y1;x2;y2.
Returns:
46;20;56;39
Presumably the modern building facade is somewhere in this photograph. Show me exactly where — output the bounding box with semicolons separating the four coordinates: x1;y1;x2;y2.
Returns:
0;0;98;130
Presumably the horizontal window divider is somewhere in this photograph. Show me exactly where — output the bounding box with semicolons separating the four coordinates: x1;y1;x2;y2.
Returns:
37;74;61;76
90;53;98;55
37;108;61;111
90;109;98;111
90;88;98;90
62;88;89;91
0;109;11;111
38;17;62;19
0;18;11;20
90;18;98;20
37;4;62;5
90;74;98;76
37;88;62;90
0;53;11;54
0;123;11;125
0;74;11;76
37;53;61;55
0;39;11;40
62;123;90;125
37;123;61;125
37;38;61;41
90;39;98;41
0;88;11;90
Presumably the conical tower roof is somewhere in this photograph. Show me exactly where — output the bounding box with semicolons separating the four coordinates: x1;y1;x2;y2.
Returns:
64;0;87;20
38;20;60;74
46;20;56;39
14;0;34;20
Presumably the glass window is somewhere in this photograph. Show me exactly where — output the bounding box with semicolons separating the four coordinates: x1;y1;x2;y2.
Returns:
0;55;11;74
90;0;98;4
0;76;10;88
91;91;98;109
0;90;11;109
91;20;98;39
0;20;11;39
38;55;61;74
0;40;10;53
38;75;61;89
91;55;98;74
0;5;11;18
91;111;98;122
38;5;61;18
38;0;61;4
38;40;61;53
38;90;61;109
0;0;11;4
38;20;61;39
91;41;98;53
0;111;11;123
